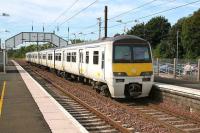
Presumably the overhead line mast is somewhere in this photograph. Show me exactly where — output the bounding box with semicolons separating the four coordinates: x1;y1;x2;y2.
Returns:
104;6;108;38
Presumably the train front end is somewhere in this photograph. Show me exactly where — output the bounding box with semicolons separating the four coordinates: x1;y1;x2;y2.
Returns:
110;35;153;98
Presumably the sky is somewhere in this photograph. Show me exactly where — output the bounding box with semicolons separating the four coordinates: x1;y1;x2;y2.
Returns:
0;0;200;44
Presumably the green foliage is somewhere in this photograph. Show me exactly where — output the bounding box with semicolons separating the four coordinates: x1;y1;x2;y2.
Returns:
181;9;200;59
145;16;171;48
157;18;186;58
127;9;200;59
70;39;84;44
127;23;146;39
127;16;171;48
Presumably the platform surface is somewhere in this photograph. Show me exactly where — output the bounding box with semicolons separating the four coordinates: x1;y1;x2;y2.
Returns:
155;76;200;89
0;63;51;133
155;82;200;98
0;61;88;133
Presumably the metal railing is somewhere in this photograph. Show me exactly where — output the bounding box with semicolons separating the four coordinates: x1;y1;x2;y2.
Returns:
154;58;200;82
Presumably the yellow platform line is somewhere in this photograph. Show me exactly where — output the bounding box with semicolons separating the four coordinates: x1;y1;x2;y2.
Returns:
0;81;6;116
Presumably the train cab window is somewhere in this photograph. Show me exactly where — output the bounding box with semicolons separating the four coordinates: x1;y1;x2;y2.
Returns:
113;44;151;63
132;46;150;61
67;53;71;62
72;52;76;62
93;51;99;64
86;51;89;64
114;46;131;63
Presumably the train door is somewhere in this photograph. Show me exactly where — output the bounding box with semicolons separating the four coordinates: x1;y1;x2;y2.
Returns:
46;52;47;65
79;49;84;75
62;50;65;70
101;47;105;80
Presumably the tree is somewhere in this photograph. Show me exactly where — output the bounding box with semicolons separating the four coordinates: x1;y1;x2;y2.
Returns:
127;23;146;39
70;39;84;44
145;16;171;48
182;9;200;59
160;18;186;58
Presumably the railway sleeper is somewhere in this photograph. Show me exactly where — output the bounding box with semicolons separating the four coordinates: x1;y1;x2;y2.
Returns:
81;121;106;126
85;125;113;131
74;115;98;120
69;112;93;117
77;118;102;122
91;129;119;133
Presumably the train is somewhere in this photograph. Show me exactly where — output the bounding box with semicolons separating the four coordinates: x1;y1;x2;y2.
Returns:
26;35;154;98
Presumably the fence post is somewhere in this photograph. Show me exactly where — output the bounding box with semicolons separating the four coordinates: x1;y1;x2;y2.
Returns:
157;58;159;76
174;58;176;78
198;59;200;82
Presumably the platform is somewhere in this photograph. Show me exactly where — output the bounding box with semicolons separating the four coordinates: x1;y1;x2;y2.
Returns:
154;82;200;99
0;61;88;133
155;76;200;89
153;82;200;112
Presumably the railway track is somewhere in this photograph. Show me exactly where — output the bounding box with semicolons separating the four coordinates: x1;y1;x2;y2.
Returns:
118;100;200;133
23;64;132;133
19;60;200;133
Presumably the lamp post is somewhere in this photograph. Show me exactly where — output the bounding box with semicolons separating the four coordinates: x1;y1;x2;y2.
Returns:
97;17;101;39
116;20;127;34
79;32;86;43
0;13;10;17
176;30;179;62
0;30;9;49
72;33;77;44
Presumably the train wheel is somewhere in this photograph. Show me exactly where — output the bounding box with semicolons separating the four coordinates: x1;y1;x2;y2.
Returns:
100;85;110;97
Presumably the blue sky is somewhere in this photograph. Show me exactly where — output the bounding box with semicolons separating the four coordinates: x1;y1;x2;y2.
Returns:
0;0;200;43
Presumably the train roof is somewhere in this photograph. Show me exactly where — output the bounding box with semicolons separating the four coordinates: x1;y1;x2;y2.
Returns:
74;35;146;45
30;35;147;53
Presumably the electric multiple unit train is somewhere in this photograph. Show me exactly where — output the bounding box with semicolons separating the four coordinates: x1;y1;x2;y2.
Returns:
26;35;154;98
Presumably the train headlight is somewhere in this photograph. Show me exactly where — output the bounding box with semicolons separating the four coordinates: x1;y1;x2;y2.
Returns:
140;71;153;76
113;72;127;77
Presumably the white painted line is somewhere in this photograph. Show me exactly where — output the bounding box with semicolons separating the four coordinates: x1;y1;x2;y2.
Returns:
155;82;200;98
13;60;88;133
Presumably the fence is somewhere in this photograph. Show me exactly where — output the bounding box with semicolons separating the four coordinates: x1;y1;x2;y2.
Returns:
153;58;200;82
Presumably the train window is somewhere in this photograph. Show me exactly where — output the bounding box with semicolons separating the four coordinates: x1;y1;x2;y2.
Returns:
79;52;83;63
101;51;105;69
132;46;150;61
72;52;76;62
48;54;52;60
55;53;61;61
67;53;71;62
113;45;151;63
59;53;61;61
114;46;131;63
93;51;99;64
86;51;89;64
43;54;46;59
